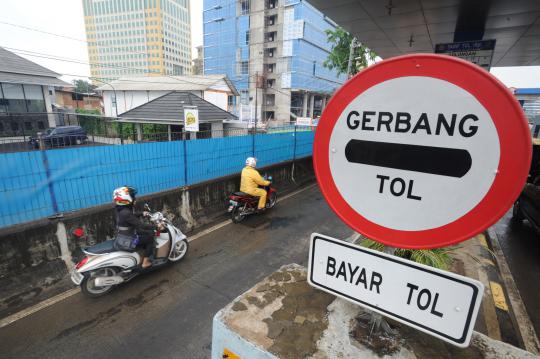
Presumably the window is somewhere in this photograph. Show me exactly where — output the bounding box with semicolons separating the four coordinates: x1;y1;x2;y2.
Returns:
240;90;249;105
2;83;26;112
245;31;249;45
265;94;275;106
240;61;248;75
240;0;250;15
24;122;32;130
227;95;236;107
10;122;19;131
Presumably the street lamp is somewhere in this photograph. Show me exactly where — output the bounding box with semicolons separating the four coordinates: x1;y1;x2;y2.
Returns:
90;77;118;117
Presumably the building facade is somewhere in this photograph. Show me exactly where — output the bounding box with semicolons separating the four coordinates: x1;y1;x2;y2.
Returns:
54;88;103;113
82;0;192;80
0;47;69;136
203;0;346;125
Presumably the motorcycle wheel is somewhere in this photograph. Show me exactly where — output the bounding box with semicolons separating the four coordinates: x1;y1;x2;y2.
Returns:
266;192;277;209
80;267;119;298
169;239;189;262
231;206;247;223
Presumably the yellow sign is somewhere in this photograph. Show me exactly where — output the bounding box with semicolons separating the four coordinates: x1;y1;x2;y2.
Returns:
186;112;196;125
184;106;199;132
222;348;240;359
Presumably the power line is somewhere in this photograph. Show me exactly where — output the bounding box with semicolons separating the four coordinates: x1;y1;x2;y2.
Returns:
0;20;88;43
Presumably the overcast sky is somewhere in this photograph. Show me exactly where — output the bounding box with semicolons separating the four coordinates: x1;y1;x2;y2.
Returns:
0;0;538;88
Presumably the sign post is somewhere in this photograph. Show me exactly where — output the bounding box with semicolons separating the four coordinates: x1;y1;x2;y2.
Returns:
310;54;532;347
308;233;483;347
184;106;199;132
435;40;496;70
313;54;531;249
296;117;312;126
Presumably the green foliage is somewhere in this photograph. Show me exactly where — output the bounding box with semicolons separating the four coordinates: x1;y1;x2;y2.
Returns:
142;124;168;134
323;27;377;76
75;108;102;135
72;79;97;93
361;238;453;270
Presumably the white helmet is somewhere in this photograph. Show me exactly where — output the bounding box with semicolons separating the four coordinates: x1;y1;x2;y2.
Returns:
113;186;136;206
246;157;257;168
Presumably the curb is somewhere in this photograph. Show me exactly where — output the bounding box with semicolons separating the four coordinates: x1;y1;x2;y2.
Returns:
475;233;521;348
485;228;540;355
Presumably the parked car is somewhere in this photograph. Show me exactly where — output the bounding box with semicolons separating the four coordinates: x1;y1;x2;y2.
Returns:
30;126;88;148
512;141;540;234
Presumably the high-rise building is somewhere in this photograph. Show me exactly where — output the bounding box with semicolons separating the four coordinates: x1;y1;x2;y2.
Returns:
82;0;192;80
203;0;346;125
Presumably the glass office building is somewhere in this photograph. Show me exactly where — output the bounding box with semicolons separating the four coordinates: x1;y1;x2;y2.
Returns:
82;0;192;80
203;0;346;124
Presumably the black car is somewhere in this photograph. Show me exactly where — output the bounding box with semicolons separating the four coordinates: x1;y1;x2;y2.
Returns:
30;126;88;148
512;140;540;233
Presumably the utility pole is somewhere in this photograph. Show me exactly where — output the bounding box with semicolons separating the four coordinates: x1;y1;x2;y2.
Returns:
254;72;258;132
347;37;358;79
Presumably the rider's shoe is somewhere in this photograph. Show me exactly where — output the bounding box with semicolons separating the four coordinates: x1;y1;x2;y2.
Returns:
142;257;153;268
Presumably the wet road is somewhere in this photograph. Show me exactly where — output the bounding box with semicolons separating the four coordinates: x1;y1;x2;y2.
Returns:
494;210;540;337
0;185;351;359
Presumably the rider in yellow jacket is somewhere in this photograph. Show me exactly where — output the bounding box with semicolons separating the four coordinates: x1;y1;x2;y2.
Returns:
240;157;270;210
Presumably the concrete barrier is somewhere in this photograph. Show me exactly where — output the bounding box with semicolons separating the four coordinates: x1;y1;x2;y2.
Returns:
212;264;538;359
0;157;315;319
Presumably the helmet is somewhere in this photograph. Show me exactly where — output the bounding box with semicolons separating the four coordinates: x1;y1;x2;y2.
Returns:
113;186;137;206
246;157;257;168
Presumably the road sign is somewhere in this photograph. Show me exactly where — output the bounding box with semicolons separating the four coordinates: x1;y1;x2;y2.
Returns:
308;233;484;347
314;54;532;248
435;40;496;70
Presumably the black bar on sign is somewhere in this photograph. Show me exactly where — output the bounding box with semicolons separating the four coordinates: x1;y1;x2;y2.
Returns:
344;140;472;178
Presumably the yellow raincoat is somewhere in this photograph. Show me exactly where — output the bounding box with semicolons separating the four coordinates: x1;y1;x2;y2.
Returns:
240;166;271;209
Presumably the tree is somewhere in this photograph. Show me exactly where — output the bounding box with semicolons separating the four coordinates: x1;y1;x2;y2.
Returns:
72;79;97;93
323;27;377;77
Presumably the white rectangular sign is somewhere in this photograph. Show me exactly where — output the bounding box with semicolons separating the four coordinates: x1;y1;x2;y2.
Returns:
296;117;312;126
184;106;199;132
308;233;484;347
435;40;496;70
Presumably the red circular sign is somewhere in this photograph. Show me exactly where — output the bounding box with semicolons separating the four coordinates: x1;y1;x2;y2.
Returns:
314;54;531;249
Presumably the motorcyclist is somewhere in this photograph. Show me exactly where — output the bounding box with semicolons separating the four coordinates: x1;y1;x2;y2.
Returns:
113;186;160;268
240;157;271;211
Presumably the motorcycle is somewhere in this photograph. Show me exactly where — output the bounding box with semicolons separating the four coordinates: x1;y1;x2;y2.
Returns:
71;205;189;297
228;176;277;223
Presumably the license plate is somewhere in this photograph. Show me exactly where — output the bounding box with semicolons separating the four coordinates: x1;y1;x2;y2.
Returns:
229;200;238;206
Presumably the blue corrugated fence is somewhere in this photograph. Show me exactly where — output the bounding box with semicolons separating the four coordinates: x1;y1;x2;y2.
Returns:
0;129;315;228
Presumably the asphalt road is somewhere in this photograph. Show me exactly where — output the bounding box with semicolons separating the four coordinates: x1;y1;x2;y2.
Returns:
0;185;351;359
494;209;540;338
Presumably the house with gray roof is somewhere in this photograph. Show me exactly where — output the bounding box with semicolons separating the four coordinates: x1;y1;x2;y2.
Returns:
117;91;239;140
0;47;70;136
95;74;239;118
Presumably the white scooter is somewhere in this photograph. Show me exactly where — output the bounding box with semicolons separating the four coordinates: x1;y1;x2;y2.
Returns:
71;205;188;297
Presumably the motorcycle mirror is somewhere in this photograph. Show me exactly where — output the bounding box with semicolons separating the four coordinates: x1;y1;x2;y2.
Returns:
144;203;151;211
72;228;85;238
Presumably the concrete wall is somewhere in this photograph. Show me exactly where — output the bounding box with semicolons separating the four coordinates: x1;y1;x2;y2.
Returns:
0;157;314;318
